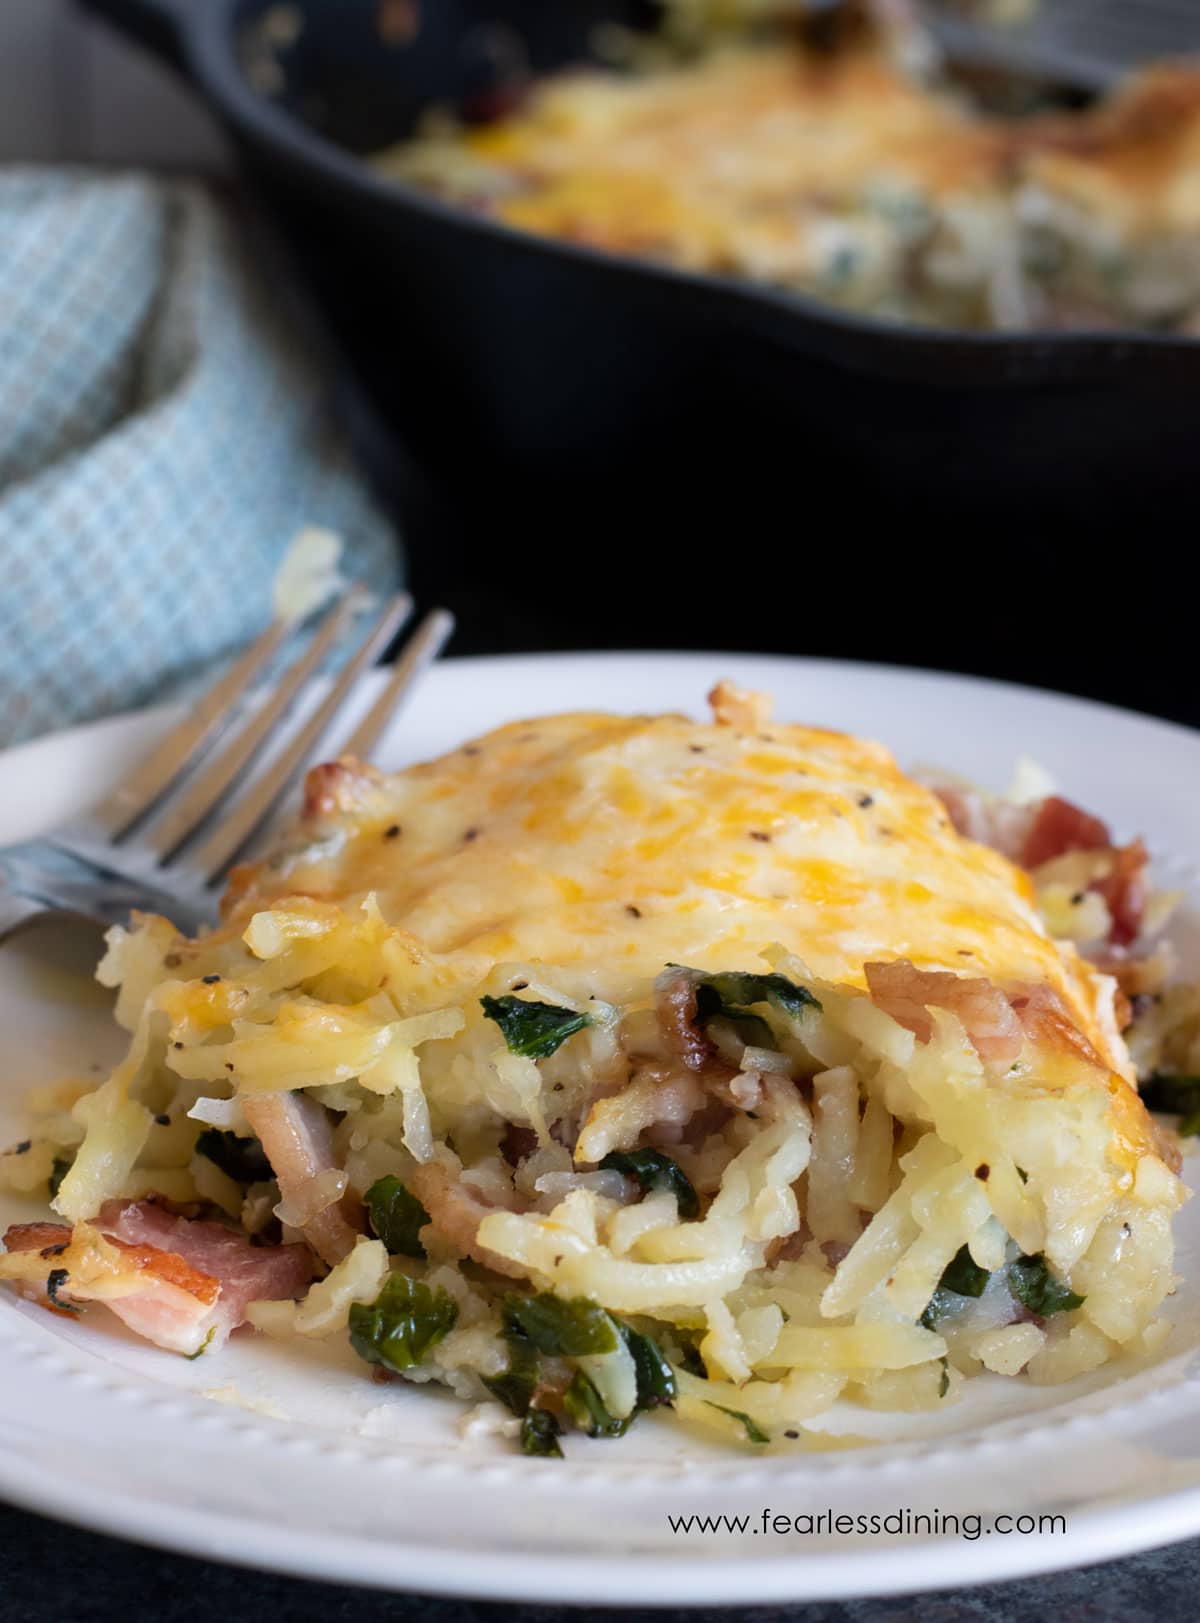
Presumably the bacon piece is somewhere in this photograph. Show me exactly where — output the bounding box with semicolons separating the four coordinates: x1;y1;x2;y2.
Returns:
865;960;1024;1065
99;1198;312;1320
654;969;719;1073
3;1222;71;1257
2;1202;311;1357
934;787;1035;861
1006;983;1105;1069
241;1091;362;1266
1091;838;1149;948
407;1161;527;1279
500;1124;539;1167
939;787;1149;948
1021;796;1111;869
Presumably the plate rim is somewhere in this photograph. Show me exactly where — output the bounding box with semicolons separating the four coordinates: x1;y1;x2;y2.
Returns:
4;647;1199;774
4;1438;1200;1607
2;647;1200;1604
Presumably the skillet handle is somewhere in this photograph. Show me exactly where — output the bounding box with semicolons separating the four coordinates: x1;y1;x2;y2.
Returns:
75;0;195;77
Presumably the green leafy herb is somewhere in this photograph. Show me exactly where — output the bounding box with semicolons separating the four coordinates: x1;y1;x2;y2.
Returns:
704;1401;769;1445
919;1246;991;1328
920;1295;948;1330
48;1156;73;1199
1008;1253;1085;1317
696;999;776;1051
563;1370;632;1439
520;1407;563;1458
364;1175;429;1258
1141;1073;1200;1129
1137;1073;1200;1138
677;1342;707;1378
620;1324;676;1410
598;1149;700;1221
940;1245;990;1299
1016;1166;1029;1184
185;1326;217;1361
348;1273;458;1375
195;1128;272;1185
45;1268;78;1314
938;1357;950;1399
483;1323;540;1417
503;1292;619;1357
689;970;821;1023
481;995;591;1060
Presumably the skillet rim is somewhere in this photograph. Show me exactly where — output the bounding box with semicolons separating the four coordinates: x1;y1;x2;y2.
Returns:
131;0;1200;386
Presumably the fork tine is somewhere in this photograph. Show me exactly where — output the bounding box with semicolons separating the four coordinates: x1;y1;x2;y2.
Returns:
340;607;456;761
185;592;416;883
146;593;364;862
88;617;290;839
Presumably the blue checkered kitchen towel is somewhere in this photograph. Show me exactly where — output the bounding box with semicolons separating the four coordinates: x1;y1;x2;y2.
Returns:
0;170;401;747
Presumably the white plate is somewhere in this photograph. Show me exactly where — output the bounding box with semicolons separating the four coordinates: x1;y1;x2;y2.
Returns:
3;652;1200;1606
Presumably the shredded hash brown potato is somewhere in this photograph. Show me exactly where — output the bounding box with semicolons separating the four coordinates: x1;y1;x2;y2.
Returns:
0;686;1189;1454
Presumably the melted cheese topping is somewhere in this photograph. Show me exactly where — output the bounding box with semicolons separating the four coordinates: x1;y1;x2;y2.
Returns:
231;700;1159;1165
379;44;1200;328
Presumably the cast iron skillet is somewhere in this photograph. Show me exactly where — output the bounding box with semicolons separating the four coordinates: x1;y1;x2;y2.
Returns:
80;0;1200;583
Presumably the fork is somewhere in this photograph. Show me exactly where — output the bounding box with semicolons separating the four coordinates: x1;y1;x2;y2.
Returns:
925;0;1200;94
0;594;455;943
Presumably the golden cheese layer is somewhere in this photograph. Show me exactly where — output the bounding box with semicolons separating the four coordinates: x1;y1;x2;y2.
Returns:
229;700;1159;1166
383;46;1200;271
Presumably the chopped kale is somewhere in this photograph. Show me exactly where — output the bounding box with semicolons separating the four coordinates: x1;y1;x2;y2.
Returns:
348;1273;458;1375
364;1175;429;1258
1141;1073;1200;1133
677;1342;707;1378
688;970;821;1023
919;1246;990;1329
704;1402;769;1445
940;1245;990;1299
563;1370;632;1439
483;1323;540;1418
1140;1069;1200;1135
520;1407;563;1458
598;1149;700;1221
697;1000;776;1051
503;1292;619;1357
480;995;591;1060
938;1357;950;1399
48;1156;73;1199
920;1294;949;1331
620;1323;677;1410
45;1269;79;1314
195;1128;272;1185
1008;1253;1085;1317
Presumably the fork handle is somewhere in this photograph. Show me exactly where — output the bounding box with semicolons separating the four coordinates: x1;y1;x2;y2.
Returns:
0;839;166;942
0;859;49;940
